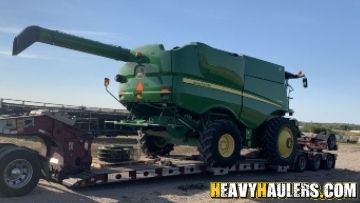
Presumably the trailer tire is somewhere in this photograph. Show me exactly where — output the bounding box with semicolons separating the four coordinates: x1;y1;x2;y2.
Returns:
199;119;242;167
327;134;337;150
261;117;298;165
321;154;335;169
0;143;15;147
294;154;307;172
0;147;40;197
0;144;16;154
308;155;321;171
141;136;174;156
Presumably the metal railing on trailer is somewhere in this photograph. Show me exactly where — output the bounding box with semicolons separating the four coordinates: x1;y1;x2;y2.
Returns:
0;98;127;115
0;98;134;136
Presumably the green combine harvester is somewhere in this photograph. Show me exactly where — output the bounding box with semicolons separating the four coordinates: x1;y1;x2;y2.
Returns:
13;26;308;167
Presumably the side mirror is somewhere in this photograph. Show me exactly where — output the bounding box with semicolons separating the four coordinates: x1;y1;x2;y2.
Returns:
104;77;110;87
115;74;128;83
303;77;308;88
104;77;122;103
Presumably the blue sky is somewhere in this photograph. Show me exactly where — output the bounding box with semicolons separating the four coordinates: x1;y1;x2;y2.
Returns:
0;0;359;124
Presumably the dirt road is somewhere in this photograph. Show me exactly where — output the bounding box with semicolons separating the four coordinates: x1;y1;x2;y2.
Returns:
0;139;359;203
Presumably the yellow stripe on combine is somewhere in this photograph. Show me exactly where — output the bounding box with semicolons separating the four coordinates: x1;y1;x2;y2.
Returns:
182;77;282;108
121;90;171;95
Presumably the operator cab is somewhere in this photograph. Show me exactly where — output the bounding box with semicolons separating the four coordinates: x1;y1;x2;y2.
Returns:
285;71;308;115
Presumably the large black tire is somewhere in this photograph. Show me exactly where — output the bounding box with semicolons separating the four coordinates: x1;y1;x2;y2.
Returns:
0;147;40;197
0;144;16;154
321;154;335;169
294;154;307;172
327;134;337;150
199;119;242;167
261;117;298;165
141;136;174;156
308;154;321;171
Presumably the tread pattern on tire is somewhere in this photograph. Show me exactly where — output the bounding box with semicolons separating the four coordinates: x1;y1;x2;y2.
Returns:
295;154;307;172
261;117;299;165
308;155;321;171
199;119;242;167
0;144;16;155
321;154;335;169
327;134;337;150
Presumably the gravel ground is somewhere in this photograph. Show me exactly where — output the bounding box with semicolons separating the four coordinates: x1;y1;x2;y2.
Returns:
0;137;359;203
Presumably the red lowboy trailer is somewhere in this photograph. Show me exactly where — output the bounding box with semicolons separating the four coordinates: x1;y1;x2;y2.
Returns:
0;112;337;197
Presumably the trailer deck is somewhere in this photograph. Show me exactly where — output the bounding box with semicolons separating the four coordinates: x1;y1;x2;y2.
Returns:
0;112;337;197
62;156;275;188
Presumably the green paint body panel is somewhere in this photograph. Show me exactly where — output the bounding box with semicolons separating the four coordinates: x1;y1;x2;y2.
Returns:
119;43;288;128
12;26;297;148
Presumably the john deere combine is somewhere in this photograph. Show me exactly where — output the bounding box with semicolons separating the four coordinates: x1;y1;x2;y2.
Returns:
12;26;308;167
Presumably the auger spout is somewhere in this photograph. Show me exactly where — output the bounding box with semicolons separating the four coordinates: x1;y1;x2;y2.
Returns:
12;26;138;62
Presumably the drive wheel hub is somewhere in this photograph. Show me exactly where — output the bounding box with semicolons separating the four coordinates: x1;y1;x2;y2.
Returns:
4;159;33;189
278;127;294;159
218;133;235;158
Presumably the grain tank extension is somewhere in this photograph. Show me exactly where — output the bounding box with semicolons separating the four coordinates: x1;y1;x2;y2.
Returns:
12;26;308;167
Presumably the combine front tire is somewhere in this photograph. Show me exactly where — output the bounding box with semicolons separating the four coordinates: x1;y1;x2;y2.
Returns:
261;118;298;165
141;136;174;156
199;119;242;167
0;147;40;197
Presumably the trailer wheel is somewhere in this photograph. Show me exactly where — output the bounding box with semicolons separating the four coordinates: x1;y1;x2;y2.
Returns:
199;119;242;167
0;147;40;197
141;135;174;156
327;134;337;150
321;154;335;169
295;154;307;172
261;117;298;165
308;155;321;171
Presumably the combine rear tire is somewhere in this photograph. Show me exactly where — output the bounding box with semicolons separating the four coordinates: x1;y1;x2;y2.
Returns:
199;119;242;167
321;154;335;169
141;136;174;156
261;117;298;165
308;155;321;171
0;147;40;197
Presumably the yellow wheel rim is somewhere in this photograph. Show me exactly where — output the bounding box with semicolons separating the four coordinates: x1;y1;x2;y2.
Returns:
218;133;235;158
277;127;294;158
